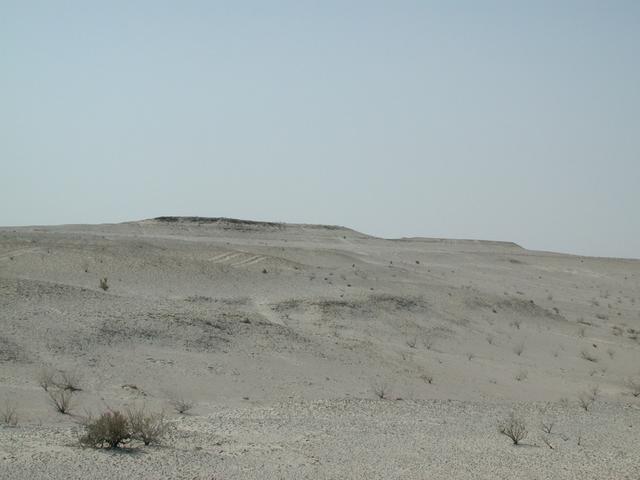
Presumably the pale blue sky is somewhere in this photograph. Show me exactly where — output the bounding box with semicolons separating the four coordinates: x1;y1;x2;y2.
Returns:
2;1;639;258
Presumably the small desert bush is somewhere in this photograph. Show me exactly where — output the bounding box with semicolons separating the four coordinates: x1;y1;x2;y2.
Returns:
578;386;599;411
420;373;433;384
80;407;169;449
37;368;56;392
168;394;194;414
48;387;75;414
372;382;389;400
99;277;109;291
625;377;640;397
58;370;82;391
37;368;81;392
80;410;130;448
1;400;18;426
127;407;169;445
498;412;527;445
540;419;555;434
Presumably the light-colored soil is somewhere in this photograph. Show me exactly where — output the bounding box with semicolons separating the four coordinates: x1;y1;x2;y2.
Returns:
1;217;639;479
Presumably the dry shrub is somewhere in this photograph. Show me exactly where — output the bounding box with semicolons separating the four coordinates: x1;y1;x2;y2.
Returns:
540;419;555;434
372;382;389;400
168;394;194;414
578;385;599;411
420;373;433;384
37;368;81;392
127;407;169;445
80;410;130;448
625;377;640;397
48;388;75;414
99;277;109;291
58;370;82;392
37;368;56;392
498;412;527;445
1;400;18;426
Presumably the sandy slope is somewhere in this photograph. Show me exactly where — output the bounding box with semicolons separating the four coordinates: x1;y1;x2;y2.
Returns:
1;217;639;479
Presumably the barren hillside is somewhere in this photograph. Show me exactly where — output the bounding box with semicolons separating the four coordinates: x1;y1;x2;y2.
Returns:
1;217;639;479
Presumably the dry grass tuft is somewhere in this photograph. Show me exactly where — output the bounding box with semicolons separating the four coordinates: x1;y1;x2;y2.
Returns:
372;382;389;400
127;406;169;445
1;400;18;426
168;394;194;414
498;412;527;445
578;385;599;411
624;377;640;397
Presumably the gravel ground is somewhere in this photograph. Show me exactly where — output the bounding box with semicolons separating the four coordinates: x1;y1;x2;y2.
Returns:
2;399;639;479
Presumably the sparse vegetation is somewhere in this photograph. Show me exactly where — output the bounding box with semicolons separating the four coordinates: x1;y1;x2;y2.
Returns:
37;367;56;392
37;368;81;392
372;382;389;399
498;412;527;445
127;407;169;445
168;394;194;414
80;407;169;449
540;419;555;434
99;277;109;291
1;400;18;426
58;370;82;392
80;410;130;448
420;373;433;384
406;337;417;349
48;388;75;414
580;348;598;363
624;377;640;397
578;386;599;411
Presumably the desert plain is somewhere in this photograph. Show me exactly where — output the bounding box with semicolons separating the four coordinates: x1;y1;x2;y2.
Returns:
0;217;639;479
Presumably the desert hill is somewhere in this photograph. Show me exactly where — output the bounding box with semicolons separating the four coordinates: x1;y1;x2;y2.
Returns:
0;217;639;479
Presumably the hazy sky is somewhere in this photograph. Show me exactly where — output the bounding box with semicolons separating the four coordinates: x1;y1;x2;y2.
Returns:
2;1;639;258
